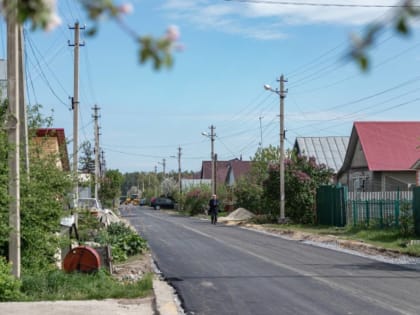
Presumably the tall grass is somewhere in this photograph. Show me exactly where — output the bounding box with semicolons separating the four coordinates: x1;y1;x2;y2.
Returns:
20;269;153;301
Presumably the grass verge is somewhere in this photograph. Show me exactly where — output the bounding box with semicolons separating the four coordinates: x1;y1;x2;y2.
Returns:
20;268;153;301
262;224;420;256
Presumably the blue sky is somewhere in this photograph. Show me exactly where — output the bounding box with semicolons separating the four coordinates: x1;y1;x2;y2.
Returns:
2;0;420;173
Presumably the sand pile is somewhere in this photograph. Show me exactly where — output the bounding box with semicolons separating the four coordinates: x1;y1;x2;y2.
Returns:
221;207;255;221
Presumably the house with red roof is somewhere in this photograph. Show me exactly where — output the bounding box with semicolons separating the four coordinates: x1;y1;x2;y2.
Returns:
200;158;252;189
337;122;420;192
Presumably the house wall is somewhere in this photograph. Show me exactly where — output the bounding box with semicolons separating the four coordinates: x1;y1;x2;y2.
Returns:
343;170;415;192
350;140;367;168
340;139;370;191
33;137;63;170
379;171;416;191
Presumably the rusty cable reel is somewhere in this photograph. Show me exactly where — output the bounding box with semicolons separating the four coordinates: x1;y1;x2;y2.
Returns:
63;246;101;273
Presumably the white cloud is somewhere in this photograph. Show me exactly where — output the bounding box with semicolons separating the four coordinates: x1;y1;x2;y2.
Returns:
161;0;400;39
246;1;394;25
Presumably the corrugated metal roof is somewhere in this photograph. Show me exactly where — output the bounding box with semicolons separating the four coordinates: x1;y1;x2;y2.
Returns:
294;136;349;173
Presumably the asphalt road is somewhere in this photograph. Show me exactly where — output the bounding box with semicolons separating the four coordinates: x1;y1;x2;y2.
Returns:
123;208;420;315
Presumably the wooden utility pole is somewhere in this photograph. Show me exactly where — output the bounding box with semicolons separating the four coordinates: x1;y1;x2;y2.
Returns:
278;75;287;223
202;126;216;195
209;125;216;196
92;105;100;200
7;0;21;278
69;22;84;203
100;149;106;175
159;158;166;176
177;146;182;196
264;76;287;222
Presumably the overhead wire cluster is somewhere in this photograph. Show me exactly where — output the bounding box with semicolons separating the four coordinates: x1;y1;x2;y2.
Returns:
21;0;98;165
13;0;420;172
194;0;420;166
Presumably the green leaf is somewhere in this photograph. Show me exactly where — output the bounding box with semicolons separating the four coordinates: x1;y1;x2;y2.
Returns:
396;17;409;34
358;55;369;71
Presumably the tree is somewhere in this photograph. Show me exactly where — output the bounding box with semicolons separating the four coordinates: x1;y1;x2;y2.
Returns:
4;0;181;70
234;145;279;215
1;104;73;271
0;99;9;258
250;145;280;185
99;169;123;208
78;141;95;174
161;177;177;198
263;151;334;224
350;1;420;70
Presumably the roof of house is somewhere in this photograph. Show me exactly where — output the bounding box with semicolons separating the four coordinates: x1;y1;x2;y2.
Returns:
35;128;70;171
201;159;252;184
294;136;349;173
341;121;420;173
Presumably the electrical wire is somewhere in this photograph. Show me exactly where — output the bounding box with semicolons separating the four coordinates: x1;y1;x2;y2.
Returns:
25;33;69;108
224;0;418;8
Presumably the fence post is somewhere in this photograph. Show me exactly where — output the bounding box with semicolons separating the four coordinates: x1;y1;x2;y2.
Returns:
379;200;383;228
394;199;400;226
353;200;357;227
413;187;420;236
366;200;370;226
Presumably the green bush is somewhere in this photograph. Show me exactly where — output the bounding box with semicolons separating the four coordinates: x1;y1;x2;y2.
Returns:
264;153;334;223
183;186;211;216
234;178;263;214
77;210;103;242
0;257;23;301
95;222;147;263
400;201;414;236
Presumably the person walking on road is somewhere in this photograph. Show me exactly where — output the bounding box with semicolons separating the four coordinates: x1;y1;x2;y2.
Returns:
208;194;219;225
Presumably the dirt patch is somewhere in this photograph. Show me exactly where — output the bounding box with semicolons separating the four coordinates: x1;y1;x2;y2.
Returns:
240;223;406;259
112;252;154;282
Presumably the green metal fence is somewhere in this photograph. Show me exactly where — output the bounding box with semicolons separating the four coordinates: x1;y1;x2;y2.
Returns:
316;187;418;228
413;187;420;236
347;191;413;227
351;199;403;227
316;185;347;227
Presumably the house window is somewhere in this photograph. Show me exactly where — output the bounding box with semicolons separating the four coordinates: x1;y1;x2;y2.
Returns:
353;176;368;192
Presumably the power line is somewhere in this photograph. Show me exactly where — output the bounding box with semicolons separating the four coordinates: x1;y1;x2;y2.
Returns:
24;31;69;108
224;0;418;8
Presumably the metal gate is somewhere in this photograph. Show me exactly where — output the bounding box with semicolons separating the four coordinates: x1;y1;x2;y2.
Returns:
413;186;420;236
316;185;347;227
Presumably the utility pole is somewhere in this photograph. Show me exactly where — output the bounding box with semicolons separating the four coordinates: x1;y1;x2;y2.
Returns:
177;146;182;196
213;152;218;195
278;75;287;223
210;125;216;196
259;116;264;150
100;149;106;175
7;0;21;278
69;22;84;204
92;105;100;200
159;158;166;176
18;26;29;177
154;166;157;196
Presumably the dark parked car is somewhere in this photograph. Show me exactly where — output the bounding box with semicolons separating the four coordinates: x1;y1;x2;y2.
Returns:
150;197;175;210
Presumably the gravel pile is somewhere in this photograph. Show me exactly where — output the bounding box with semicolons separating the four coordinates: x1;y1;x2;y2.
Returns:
221;208;255;221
